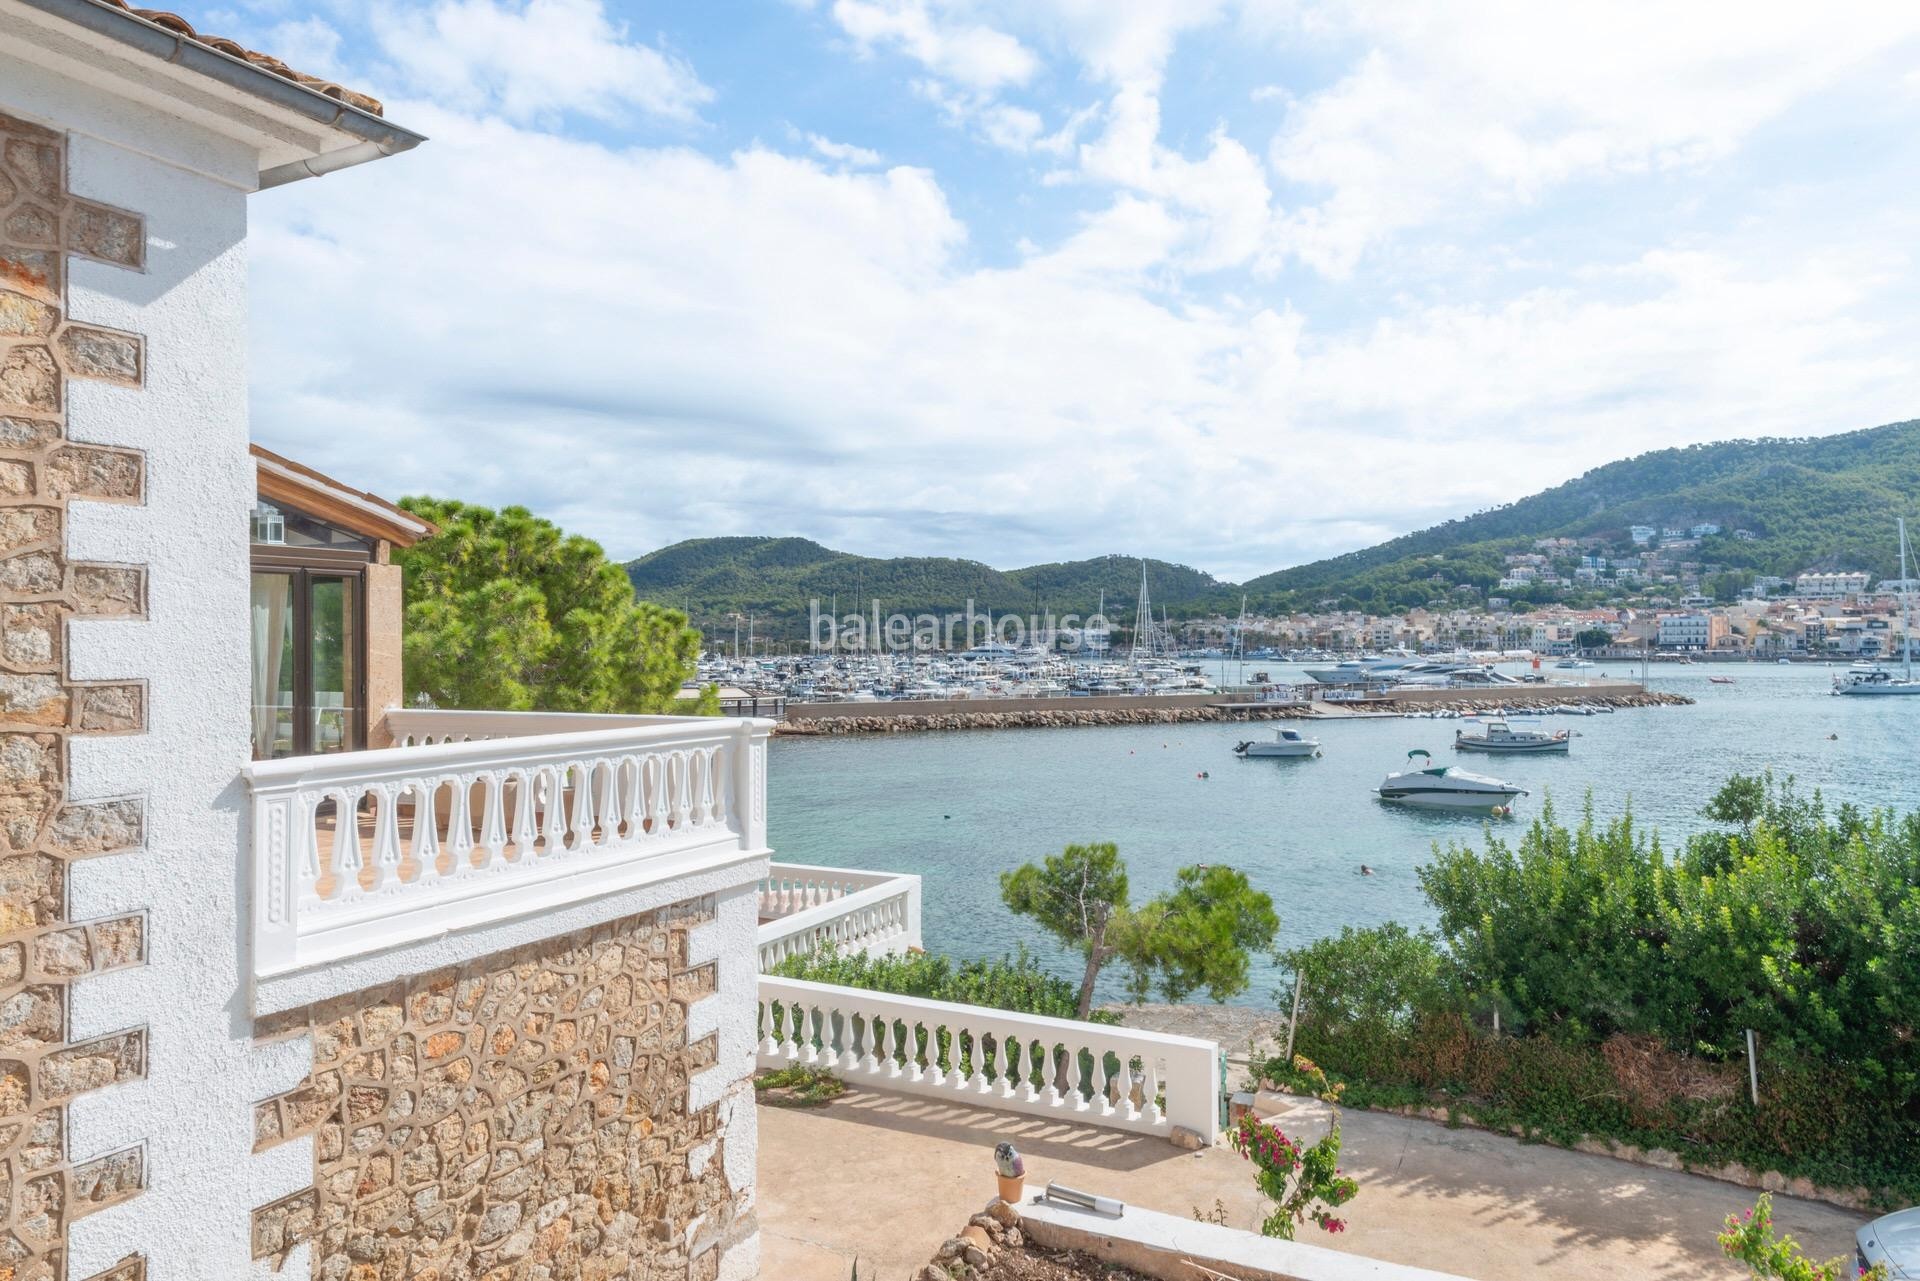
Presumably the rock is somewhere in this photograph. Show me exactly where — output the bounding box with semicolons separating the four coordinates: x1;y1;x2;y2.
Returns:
985;1199;1019;1227
936;1237;967;1261
1006;1227;1022;1248
962;1245;990;1267
1760;1171;1786;1192
1169;1125;1208;1150
960;1225;994;1253
917;1267;949;1281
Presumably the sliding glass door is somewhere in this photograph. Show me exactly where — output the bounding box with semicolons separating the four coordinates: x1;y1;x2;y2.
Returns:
249;568;364;759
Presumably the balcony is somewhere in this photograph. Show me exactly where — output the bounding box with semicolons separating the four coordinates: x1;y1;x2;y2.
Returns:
244;709;772;1007
750;867;1219;1144
757;862;923;970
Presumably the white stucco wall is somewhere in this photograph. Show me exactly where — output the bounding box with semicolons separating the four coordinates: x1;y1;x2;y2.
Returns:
0;53;273;1277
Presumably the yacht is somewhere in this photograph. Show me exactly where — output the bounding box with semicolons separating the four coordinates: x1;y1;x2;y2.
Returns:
1554;658;1593;669
1304;654;1417;685
1233;728;1322;759
1376;750;1526;813
1453;719;1570;754
1834;518;1920;697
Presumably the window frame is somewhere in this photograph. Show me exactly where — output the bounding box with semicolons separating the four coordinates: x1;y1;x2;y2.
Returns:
250;551;370;759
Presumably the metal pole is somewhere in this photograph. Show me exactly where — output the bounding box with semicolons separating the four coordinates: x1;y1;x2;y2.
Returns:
1284;970;1304;1063
1746;1028;1760;1106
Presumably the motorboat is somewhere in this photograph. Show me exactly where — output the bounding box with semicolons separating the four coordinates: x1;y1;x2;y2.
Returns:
1234;728;1322;758
1376;750;1526;813
1453;719;1570;754
1708;675;1735;685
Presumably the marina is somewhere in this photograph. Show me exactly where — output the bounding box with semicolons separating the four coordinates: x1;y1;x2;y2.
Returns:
768;661;1920;1006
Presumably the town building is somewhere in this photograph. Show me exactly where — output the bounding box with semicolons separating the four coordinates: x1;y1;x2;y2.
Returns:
1795;571;1871;598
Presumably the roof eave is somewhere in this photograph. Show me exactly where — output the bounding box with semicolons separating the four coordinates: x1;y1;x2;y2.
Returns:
12;0;425;186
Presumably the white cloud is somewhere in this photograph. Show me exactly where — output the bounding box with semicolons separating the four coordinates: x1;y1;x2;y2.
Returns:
830;0;1038;90
1263;2;1920;274
237;0;1920;581
1000;0;1231;89
370;0;712;124
808;133;884;167
250;100;1920;580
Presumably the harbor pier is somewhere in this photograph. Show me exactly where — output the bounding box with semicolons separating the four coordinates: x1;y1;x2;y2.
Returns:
776;681;1685;734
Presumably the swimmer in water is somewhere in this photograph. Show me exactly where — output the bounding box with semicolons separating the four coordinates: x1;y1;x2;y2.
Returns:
1359;864;1375;876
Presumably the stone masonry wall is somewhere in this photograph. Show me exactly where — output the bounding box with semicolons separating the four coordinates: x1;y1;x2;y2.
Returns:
251;901;750;1280
0;112;151;1281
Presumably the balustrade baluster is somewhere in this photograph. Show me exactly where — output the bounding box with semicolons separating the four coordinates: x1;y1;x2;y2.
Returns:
668;751;690;828
297;792;322;895
407;780;439;880
1089;1044;1110;1114
996;1035;1019;1100
509;770;537;859
370;784;403;889
479;774;506;866
330;788;362;896
567;761;597;851
619;758;645;842
541;766;570;852
1144;1057;1163;1125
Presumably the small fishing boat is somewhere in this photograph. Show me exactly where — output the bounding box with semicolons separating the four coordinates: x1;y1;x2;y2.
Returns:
1454;719;1569;754
1376;750;1526;813
1709;675;1735;685
1234;728;1321;758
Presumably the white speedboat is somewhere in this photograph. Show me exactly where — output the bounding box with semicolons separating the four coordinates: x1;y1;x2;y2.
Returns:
1376;750;1525;813
1234;728;1321;758
1454;719;1569;754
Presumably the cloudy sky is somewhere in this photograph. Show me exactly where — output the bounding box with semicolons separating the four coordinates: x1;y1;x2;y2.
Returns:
227;0;1920;580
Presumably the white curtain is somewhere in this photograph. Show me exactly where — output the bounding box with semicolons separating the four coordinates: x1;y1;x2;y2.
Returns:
250;574;291;758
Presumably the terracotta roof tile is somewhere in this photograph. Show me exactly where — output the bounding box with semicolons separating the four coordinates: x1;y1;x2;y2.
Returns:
94;0;386;116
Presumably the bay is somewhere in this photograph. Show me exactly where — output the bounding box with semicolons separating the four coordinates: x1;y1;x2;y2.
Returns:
767;663;1920;1006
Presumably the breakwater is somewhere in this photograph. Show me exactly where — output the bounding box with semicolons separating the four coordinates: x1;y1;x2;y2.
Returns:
775;686;1690;735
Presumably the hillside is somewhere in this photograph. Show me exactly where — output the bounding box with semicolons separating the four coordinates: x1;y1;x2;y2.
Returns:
630;418;1920;633
626;539;1227;636
1245;419;1920;609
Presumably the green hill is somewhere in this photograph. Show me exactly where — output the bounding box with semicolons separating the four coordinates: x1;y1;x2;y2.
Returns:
1246;418;1920;610
629;418;1920;634
625;539;1227;637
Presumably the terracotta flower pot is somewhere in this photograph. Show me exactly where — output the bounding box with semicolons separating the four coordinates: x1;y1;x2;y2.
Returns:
996;1174;1024;1204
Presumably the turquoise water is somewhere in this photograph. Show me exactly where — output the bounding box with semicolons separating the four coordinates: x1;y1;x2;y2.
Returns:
767;664;1920;1006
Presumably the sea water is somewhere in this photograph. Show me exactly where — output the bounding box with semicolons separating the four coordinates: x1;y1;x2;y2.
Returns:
768;663;1920;1005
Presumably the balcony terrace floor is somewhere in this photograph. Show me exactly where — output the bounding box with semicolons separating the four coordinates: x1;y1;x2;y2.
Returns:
756;1084;1866;1281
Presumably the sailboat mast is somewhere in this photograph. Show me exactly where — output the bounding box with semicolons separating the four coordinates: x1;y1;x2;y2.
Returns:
1903;517;1913;682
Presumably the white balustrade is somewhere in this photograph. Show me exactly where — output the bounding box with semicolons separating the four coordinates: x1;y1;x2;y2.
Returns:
756;863;922;971
756;975;1220;1142
247;716;771;980
757;863;899;919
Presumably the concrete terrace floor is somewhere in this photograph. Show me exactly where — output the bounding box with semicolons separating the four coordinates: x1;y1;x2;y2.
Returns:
756;1084;1869;1281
